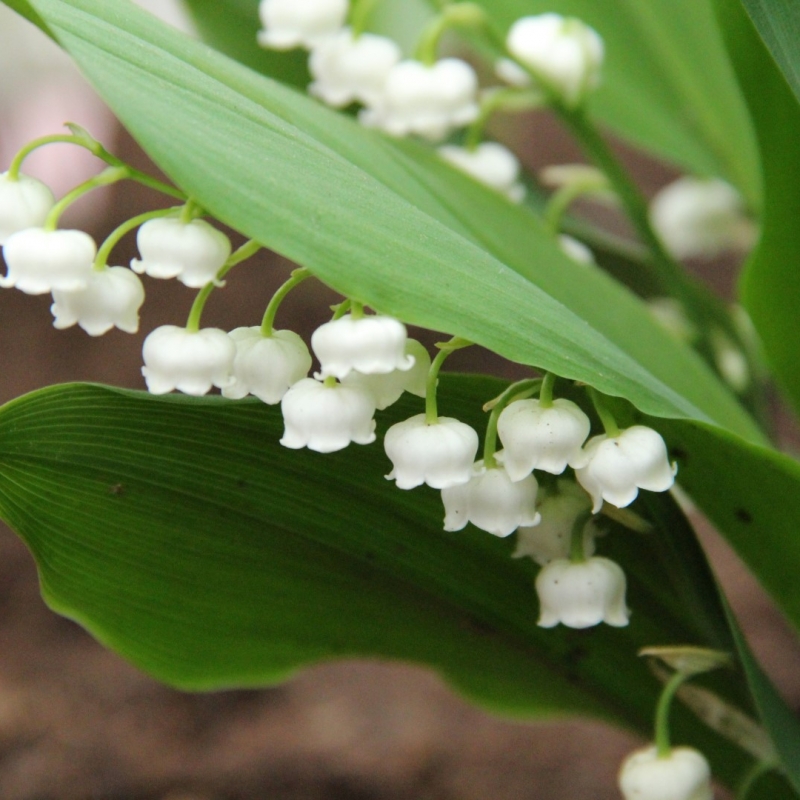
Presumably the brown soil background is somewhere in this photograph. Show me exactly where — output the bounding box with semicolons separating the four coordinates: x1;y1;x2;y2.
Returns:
0;19;799;797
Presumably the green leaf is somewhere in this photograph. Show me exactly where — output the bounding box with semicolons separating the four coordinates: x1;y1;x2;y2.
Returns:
181;0;309;86
0;379;795;796
9;0;761;446
739;0;800;105
711;0;800;418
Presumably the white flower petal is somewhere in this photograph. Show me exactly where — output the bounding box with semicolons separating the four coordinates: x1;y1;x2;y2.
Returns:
619;745;713;800
0;172;55;244
506;14;603;107
222;327;312;404
2;227;95;295
280;377;376;452
131;217;231;287
141;325;236;396
384;414;479;489
442;461;540;537
438;142;526;203
536;556;629;629
51;266;145;336
257;0;348;50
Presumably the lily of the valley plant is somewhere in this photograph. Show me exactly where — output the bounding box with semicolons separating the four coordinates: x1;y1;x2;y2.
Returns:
1;0;800;797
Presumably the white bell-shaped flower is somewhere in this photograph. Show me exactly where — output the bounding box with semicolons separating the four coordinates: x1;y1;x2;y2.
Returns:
619;745;713;800
650;177;754;260
558;234;595;264
442;460;541;537
359;58;479;141
257;0;348;50
51;266;145;336
342;339;430;410
384;413;479;489
0;172;55;244
312;314;414;380
506;13;604;107
497;397;591;480
513;480;597;565
131;217;231;288
222;327;312;404
309;27;402;108
438;143;526;203
141;325;236;396
1;227;95;295
536;556;630;628
574;425;677;513
280;377;376;453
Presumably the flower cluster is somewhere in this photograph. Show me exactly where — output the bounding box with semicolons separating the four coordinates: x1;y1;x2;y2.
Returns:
256;0;605;213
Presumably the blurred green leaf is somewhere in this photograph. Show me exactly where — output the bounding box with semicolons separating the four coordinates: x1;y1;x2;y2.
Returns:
0;380;796;795
181;0;309;86
711;0;800;418
739;0;800;105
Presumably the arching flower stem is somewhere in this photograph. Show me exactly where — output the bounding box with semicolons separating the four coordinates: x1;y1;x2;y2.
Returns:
588;386;620;438
569;509;592;563
349;0;380;37
185;239;263;332
464;88;542;151
654;670;692;758
415;2;493;65
539;371;556;407
260;267;312;337
425;337;472;424
43;166;130;231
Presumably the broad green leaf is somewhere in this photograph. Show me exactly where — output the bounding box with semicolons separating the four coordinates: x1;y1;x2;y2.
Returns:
711;0;800;418
0;379;795;795
739;0;800;105
181;0;309;86
9;0;761;447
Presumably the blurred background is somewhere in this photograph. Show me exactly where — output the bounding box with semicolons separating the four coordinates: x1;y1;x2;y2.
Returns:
0;3;798;798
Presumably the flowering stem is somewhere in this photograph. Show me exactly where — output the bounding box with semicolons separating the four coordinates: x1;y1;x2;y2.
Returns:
539;372;556;407
350;300;365;320
588;386;620;438
179;198;202;224
735;760;776;800
260;267;311;337
464;88;542;151
482;377;542;468
331;299;352;320
43;166;129;230
93;207;180;271
569;509;592;563
654;670;691;758
8;134;85;180
349;0;380;37
425;337;472;424
185;239;262;332
415;2;490;64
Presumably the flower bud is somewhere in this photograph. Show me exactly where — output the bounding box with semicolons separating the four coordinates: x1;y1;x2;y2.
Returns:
309;28;402;108
131;217;231;288
0;172;55;244
438;143;526;203
280;377;376;453
312;314;414;380
558;234;595;264
342;339;430;410
573;425;677;513
442;461;540;537
257;0;348;50
497;397;591;480
222;327;312;404
506;14;603;108
1;227;95;295
619;745;713;800
650;177;755;260
51;266;145;336
514;480;597;565
536;556;630;628
142;325;236;396
359;58;479;142
384;414;479;489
